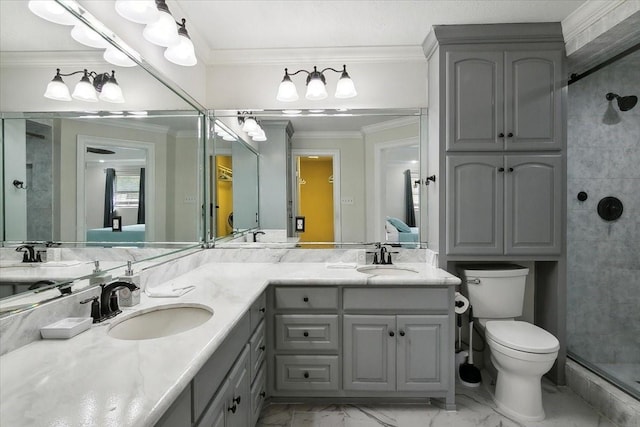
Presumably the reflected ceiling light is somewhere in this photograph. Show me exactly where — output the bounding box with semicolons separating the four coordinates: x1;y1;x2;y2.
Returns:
44;68;125;103
143;0;179;47
238;112;267;142
104;46;137;67
283;109;302;115
28;0;77;25
164;19;197;66
71;22;110;48
115;0;159;24
277;65;357;102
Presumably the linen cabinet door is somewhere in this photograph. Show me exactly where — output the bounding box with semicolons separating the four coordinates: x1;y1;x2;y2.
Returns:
196;380;229;427
446;50;504;151
343;315;395;391
446;155;504;255
505;155;561;255
505;50;563;151
396;315;448;392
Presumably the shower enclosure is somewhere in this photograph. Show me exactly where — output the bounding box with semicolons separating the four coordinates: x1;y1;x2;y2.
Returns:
567;49;640;400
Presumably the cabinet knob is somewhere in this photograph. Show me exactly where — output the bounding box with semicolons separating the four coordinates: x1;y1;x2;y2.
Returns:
303;297;309;302
498;132;505;138
233;396;241;405
303;331;309;337
303;371;309;379
399;330;405;337
507;132;513;138
259;345;266;351
260;391;266;398
389;331;395;337
228;404;237;414
259;307;266;313
508;167;514;172
498;167;505;172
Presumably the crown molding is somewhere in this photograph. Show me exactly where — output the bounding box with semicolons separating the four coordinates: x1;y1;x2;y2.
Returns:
75;117;170;134
292;131;362;140
206;45;426;66
0;51;106;68
562;0;634;55
361;116;419;135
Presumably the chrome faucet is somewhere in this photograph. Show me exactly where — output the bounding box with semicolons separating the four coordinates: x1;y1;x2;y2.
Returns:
251;230;266;242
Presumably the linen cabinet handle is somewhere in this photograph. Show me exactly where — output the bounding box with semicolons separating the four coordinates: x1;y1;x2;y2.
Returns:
399;330;405;337
228;404;237;414
498;132;505;138
303;297;309;302
303;331;309;337
498;167;505;172
389;331;395;337
507;132;513;137
303;372;309;379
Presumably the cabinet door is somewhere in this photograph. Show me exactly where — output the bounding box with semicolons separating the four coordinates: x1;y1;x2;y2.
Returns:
505;155;561;254
226;345;251;427
343;315;395;391
505;51;563;151
396;315;448;392
447;156;504;255
446;51;504;151
197;379;229;427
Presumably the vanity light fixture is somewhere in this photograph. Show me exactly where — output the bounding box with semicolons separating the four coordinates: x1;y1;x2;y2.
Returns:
44;69;125;103
104;46;137;67
238;113;268;142
142;0;179;47
164;19;197;66
115;0;159;24
277;65;357;102
28;0;77;25
71;22;110;49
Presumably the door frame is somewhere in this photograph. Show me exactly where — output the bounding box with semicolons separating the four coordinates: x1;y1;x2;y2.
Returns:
76;135;155;242
290;148;341;242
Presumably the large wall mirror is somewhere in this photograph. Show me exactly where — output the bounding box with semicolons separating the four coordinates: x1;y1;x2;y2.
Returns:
0;1;206;312
213;109;426;248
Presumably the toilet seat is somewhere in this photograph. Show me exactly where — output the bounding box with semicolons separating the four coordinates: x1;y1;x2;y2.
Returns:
485;320;559;353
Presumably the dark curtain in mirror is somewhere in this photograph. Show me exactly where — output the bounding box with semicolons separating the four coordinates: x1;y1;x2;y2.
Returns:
137;168;146;224
404;169;416;227
103;168;116;227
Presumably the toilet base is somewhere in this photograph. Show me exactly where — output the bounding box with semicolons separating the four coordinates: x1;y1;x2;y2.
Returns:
492;357;546;421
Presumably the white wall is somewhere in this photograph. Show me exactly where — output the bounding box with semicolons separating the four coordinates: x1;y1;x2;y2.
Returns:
167;133;201;242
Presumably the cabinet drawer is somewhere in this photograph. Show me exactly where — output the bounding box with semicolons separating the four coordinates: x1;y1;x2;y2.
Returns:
274;287;338;310
275;314;339;351
250;292;266;331
249;320;266;381
275;355;339;391
250;364;266;426
343;287;448;311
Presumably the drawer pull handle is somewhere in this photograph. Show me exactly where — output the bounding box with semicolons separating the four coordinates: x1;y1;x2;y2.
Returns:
259;345;266;351
233;396;241;405
303;371;309;379
260;391;266;398
399;330;405;337
303;331;309;337
259;307;266;313
228;404;237;414
303;297;309;302
389;331;395;337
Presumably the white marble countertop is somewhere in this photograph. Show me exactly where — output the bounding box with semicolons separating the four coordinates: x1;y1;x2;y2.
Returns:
0;261;460;427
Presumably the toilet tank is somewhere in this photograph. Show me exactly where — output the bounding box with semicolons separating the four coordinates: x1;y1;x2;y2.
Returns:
458;264;529;319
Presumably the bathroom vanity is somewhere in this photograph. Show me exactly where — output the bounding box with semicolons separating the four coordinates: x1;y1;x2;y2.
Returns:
0;258;460;427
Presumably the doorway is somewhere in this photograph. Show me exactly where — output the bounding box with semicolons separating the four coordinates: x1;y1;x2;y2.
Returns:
291;149;341;243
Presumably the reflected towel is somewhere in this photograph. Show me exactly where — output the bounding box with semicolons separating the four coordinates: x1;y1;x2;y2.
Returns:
145;284;195;298
325;262;357;269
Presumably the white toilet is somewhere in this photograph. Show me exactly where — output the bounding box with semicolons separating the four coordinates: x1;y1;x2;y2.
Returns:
460;264;559;422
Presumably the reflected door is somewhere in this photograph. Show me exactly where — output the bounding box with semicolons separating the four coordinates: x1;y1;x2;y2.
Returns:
296;156;334;243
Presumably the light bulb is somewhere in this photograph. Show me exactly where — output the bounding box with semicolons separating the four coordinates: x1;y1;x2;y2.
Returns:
276;70;298;102
71;23;109;49
28;1;77;25
44;71;71;101
143;9;179;47
241;117;260;134
164;35;197;66
115;0;159;24
335;66;357;99
72;75;98;102
305;77;328;100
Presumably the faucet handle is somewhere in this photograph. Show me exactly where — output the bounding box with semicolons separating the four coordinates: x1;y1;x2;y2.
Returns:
80;296;102;323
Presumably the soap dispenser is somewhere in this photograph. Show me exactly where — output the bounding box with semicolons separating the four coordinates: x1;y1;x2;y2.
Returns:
118;261;140;307
89;261;112;286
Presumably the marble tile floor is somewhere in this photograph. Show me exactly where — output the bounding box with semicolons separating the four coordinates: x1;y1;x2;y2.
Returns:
257;378;618;427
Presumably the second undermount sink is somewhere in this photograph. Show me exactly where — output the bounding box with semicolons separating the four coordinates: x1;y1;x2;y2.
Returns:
356;265;419;276
108;304;213;340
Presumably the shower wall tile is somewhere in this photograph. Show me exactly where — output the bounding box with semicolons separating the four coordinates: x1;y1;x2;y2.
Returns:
567;50;640;368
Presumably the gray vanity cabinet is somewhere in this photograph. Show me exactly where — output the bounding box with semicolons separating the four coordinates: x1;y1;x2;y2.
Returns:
343;314;448;392
446;49;562;152
447;154;561;255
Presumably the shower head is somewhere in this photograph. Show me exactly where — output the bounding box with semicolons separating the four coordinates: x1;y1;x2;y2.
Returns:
606;92;638;111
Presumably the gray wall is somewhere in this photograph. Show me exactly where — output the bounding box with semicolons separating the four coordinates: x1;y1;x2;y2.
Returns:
567;51;640;365
26;120;53;241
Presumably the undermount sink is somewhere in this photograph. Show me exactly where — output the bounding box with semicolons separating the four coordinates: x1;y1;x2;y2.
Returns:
108;304;213;340
356;265;419;276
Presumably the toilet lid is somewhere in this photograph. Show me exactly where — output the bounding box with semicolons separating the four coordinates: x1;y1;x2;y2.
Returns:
485;321;559;353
